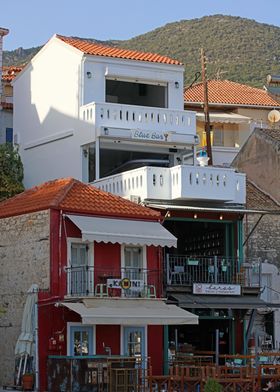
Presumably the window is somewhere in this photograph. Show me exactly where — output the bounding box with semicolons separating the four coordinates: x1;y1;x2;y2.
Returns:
213;127;224;147
106;79;167;108
69;325;94;356
6;128;13;143
71;243;88;267
124;246;143;280
123;327;146;358
122;246;146;297
68;242;93;296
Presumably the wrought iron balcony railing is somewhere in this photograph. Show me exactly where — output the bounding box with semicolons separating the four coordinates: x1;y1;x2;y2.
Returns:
65;266;162;298
166;254;261;288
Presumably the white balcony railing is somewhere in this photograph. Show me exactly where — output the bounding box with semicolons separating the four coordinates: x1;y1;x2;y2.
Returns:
80;102;197;143
92;165;246;204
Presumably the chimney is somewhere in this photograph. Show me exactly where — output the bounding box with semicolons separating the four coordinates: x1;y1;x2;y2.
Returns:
0;27;9;106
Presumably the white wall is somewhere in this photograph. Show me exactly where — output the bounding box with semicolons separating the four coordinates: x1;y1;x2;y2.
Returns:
14;36;185;188
14;37;84;188
82;56;185;110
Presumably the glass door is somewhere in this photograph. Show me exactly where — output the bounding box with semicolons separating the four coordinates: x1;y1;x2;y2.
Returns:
70;243;88;295
123;327;145;358
69;325;93;356
123;247;145;297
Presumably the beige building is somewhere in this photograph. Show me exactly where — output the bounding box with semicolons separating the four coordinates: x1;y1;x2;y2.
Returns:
184;79;280;166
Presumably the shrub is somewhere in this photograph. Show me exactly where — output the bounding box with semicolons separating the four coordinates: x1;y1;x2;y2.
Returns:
204;378;222;392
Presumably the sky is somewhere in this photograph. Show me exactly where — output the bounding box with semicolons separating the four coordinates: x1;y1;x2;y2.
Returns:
2;0;280;51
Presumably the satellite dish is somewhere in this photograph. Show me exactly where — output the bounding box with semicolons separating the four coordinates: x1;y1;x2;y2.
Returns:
268;109;280;123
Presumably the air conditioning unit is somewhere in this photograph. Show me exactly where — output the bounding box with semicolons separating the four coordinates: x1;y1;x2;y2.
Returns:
130;195;141;204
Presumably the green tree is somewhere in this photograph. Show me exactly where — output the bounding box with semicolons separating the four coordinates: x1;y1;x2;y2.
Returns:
0;143;24;201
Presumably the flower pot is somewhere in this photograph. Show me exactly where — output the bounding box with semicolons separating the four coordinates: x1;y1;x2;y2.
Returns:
22;373;34;391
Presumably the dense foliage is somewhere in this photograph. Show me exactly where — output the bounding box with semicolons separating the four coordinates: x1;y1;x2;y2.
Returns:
0;143;24;201
3;15;280;87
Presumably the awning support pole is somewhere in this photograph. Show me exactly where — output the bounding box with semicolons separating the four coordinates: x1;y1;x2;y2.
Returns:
163;326;169;375
215;329;219;366
245;309;256;354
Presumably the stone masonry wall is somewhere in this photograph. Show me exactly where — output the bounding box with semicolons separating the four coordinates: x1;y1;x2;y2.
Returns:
0;210;50;386
244;214;280;267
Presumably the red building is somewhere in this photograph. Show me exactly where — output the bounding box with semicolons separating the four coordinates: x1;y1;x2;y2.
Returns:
0;178;197;390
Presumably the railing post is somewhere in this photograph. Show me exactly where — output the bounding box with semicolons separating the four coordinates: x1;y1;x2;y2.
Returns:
214;256;218;283
258;258;262;288
166;253;170;285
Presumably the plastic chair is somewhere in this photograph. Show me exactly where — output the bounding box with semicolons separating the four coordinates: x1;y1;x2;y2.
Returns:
143;285;156;298
95;283;109;297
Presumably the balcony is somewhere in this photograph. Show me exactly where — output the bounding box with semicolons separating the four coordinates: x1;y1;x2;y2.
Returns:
65;266;162;299
166;254;261;290
80;102;197;145
93;165;246;204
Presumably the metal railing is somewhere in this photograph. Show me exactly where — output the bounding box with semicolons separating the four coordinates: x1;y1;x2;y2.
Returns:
166;254;261;288
65;266;162;298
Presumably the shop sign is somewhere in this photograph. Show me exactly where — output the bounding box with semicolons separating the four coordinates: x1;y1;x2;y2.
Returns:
193;283;241;296
131;130;166;141
107;278;144;291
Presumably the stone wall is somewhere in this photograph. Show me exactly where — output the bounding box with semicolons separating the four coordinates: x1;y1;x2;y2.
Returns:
244;213;280;267
234;128;280;202
0;210;50;386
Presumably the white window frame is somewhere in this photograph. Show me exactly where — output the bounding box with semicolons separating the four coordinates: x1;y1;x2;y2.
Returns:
66;238;94;296
67;322;96;356
121;245;147;271
67;237;94;268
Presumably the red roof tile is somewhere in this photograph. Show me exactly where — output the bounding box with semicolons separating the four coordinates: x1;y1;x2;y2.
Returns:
184;80;280;108
2;66;23;82
0;178;160;220
246;180;280;211
56;35;182;66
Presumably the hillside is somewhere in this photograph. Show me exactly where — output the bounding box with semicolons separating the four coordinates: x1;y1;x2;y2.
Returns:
3;15;280;87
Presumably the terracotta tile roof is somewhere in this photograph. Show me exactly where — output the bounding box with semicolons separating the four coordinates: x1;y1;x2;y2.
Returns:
184;80;280;108
56;35;182;66
246;180;280;211
0;178;160;220
2;66;23;82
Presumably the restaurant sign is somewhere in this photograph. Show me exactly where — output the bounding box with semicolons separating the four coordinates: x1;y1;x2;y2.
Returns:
107;278;144;291
131;130;167;142
193;283;241;296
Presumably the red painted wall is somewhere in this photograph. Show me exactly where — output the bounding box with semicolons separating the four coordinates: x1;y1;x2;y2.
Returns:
148;326;163;374
38;302;80;391
96;325;120;355
37;210;165;390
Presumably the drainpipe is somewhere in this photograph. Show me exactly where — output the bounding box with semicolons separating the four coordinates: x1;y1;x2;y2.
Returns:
0;27;9;107
34;292;39;391
95;137;100;180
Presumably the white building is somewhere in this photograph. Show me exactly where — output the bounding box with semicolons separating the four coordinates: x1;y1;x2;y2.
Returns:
14;35;195;187
14;34;245;207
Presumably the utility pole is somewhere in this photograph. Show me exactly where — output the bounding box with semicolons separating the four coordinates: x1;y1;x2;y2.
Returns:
201;48;213;165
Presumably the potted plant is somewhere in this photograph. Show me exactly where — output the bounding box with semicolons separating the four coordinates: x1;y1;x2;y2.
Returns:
204;378;222;392
22;373;34;391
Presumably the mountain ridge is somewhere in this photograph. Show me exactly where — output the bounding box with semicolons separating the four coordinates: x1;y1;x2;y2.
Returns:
3;15;280;87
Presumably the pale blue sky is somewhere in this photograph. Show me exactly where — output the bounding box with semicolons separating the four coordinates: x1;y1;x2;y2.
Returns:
2;0;280;51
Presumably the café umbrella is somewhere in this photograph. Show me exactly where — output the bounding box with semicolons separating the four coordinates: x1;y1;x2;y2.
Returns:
15;284;38;385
